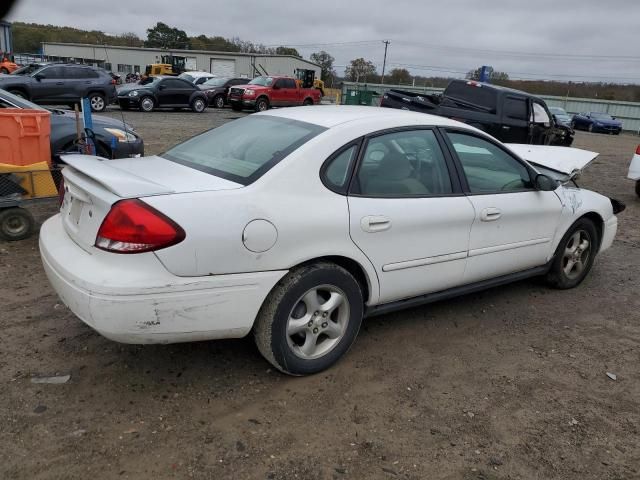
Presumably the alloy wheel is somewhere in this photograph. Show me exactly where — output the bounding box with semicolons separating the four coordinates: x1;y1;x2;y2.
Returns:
562;230;591;280
286;285;350;359
90;95;105;111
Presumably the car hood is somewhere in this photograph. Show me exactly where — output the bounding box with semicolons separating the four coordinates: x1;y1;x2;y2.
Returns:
233;84;267;91
51;108;135;131
593;118;622;126
60;154;242;198
505;144;599;176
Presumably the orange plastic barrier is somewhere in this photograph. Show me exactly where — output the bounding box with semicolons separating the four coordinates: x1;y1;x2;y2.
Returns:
0;109;52;167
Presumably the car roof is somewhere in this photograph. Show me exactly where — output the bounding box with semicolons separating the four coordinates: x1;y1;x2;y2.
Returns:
184;71;214;77
259;105;469;129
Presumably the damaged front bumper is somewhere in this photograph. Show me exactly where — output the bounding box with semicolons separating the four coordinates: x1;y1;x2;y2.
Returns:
39;214;286;344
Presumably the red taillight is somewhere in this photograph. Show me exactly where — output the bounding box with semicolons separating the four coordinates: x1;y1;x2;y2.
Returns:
635;145;640;155
95;199;185;253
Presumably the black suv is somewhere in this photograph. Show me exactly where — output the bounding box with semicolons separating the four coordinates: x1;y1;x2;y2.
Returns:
0;64;116;112
198;77;249;108
381;80;574;146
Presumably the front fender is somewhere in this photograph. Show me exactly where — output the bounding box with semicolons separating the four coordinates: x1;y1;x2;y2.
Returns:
550;186;615;256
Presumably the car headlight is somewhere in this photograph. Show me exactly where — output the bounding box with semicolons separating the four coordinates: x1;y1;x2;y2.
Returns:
244;89;255;96
105;128;138;143
128;90;139;97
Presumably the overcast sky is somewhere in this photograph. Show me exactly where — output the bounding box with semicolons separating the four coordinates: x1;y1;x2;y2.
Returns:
6;0;640;83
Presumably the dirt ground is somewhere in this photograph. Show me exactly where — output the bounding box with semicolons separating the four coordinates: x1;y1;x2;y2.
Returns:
1;107;639;480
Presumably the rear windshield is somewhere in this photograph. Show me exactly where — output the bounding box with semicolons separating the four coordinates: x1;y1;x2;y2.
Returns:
445;81;498;112
161;116;326;185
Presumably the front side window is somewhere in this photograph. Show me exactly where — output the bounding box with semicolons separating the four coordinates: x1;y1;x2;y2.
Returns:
447;132;531;193
162;116;326;184
37;66;64;79
504;96;528;121
531;102;550;125
355;130;452;197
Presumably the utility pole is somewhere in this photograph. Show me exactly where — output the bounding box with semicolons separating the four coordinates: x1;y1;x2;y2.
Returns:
381;40;390;84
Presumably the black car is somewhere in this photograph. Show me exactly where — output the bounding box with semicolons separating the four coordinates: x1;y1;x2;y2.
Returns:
198;77;249;108
0;88;143;162
117;76;208;113
0;64;117;112
381;80;574;146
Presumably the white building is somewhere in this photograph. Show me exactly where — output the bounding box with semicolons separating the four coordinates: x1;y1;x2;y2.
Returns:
41;42;321;78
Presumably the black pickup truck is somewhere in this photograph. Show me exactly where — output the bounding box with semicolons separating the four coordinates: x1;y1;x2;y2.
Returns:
380;80;574;146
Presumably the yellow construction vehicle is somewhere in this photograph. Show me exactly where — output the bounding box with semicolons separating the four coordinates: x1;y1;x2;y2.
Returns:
143;55;187;78
294;69;325;97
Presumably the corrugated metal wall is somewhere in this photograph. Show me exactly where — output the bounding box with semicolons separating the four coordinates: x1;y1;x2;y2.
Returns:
342;82;640;132
41;43;321;79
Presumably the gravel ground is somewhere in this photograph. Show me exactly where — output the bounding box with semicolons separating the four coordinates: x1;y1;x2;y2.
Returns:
1;107;639;480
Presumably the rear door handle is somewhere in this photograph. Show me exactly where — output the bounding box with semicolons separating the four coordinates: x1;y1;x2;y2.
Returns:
480;207;502;222
361;215;391;233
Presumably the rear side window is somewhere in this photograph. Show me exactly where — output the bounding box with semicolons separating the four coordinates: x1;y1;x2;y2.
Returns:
445;81;497;112
504;96;528;120
39;66;65;79
162;116;326;185
284;79;297;89
323;145;358;192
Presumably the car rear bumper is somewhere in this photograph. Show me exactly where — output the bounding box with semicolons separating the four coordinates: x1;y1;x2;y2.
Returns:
39;214;287;344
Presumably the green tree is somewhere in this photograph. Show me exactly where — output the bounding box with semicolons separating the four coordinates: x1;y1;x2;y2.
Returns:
310;50;336;83
388;68;412;85
145;22;190;49
466;66;509;82
345;58;377;82
275;46;301;57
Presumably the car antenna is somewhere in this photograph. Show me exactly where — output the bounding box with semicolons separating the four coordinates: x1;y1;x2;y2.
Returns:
102;44;133;157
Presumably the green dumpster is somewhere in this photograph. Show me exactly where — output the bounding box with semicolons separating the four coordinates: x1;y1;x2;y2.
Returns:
344;89;376;106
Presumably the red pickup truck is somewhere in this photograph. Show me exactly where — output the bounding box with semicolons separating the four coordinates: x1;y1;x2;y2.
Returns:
228;76;321;112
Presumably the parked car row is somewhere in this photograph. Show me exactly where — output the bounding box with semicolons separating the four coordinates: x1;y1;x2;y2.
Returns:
0;88;144;162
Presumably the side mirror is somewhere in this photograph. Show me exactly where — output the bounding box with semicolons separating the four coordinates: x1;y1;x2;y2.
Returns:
535;173;557;191
34;73;44;81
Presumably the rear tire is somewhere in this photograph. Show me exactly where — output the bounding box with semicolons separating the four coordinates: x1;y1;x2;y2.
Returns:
0;208;35;241
88;93;106;112
545;217;598;289
8;89;26;99
303;98;313;106
253;262;363;375
635;180;640;198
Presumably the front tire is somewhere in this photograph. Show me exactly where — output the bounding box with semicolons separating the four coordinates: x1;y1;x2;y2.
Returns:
88;93;106;112
213;95;225;109
139;96;155;112
8;89;26;99
545;218;598;289
255;97;269;112
635;180;640;197
191;97;206;113
254;262;364;375
0;208;35;241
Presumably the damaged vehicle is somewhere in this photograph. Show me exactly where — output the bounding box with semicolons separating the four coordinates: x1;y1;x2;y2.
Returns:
629;145;640;197
40;107;621;375
381;80;574;146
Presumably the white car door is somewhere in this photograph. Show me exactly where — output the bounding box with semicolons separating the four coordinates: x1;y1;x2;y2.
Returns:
343;129;476;304
443;130;563;284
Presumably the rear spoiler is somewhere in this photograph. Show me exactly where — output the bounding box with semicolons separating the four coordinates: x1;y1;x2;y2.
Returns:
60;155;175;197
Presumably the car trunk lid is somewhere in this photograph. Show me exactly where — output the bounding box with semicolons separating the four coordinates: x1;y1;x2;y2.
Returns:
59;155;242;251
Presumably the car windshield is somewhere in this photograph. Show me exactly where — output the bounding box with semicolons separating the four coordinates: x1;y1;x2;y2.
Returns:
0;88;47;111
549;107;567;115
249;76;274;86
139;76;162;86
590;112;612;120
178;73;194;83
202;77;229;87
162;116;326;185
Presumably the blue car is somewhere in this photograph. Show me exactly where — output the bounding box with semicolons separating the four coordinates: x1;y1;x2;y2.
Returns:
571;111;622;135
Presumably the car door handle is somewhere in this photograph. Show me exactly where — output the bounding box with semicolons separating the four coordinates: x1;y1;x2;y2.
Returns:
56;82;64;85
361;215;391;233
480;207;502;222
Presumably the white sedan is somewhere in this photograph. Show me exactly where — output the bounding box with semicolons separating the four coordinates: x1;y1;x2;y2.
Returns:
629;145;640;197
40;106;621;375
